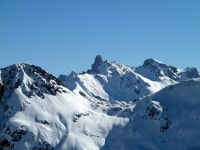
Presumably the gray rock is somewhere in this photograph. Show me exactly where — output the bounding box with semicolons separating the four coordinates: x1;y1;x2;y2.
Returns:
184;67;200;78
91;55;103;73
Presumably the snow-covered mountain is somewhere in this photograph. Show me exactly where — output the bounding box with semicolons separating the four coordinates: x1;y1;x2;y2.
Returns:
0;63;127;150
135;58;199;82
0;57;200;150
59;55;199;104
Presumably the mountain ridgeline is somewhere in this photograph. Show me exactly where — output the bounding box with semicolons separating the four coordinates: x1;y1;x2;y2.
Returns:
59;55;199;103
0;56;200;150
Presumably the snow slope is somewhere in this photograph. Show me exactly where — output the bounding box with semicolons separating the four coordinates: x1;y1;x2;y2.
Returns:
102;79;200;150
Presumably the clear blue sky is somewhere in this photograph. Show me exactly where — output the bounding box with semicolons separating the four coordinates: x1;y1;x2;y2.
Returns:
0;0;200;77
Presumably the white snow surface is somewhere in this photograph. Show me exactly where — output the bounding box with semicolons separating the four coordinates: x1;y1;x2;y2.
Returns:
6;89;127;150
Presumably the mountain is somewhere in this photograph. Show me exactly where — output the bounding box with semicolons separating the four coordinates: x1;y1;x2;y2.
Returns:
0;57;200;150
59;55;199;104
135;58;199;81
0;63;127;150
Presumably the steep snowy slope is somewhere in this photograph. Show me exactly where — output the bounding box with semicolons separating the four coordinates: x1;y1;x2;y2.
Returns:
59;56;199;104
101;79;200;150
0;63;128;150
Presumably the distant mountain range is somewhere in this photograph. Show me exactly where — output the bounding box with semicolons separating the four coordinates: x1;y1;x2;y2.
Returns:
0;56;200;150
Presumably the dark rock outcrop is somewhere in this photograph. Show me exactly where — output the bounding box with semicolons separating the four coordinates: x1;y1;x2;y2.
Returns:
0;81;4;101
88;55;103;74
183;67;199;79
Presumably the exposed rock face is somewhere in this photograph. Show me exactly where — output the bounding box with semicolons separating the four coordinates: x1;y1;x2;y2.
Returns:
89;55;103;74
1;63;66;100
184;67;199;79
27;64;64;86
0;81;4;101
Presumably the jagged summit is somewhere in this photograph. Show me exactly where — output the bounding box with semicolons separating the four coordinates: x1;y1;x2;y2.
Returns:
87;55;103;74
91;55;103;73
0;63;66;101
86;55;134;77
1;63;64;86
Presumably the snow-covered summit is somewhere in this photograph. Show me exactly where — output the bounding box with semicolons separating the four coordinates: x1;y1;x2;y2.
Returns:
0;63;69;132
135;58;199;81
1;63;67;100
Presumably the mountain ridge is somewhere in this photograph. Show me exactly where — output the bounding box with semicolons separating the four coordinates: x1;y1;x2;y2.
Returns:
59;55;199;104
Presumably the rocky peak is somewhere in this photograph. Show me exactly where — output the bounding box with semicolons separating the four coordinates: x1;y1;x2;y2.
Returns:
183;67;199;79
143;58;165;68
135;58;168;80
142;58;179;73
1;63;66;100
90;55;103;73
136;58;200;82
